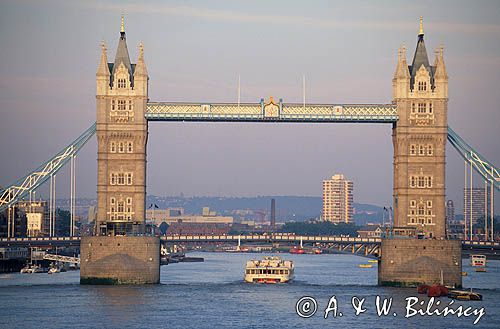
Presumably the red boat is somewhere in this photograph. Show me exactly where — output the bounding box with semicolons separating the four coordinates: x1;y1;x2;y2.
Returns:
419;284;448;297
289;246;305;254
417;284;429;294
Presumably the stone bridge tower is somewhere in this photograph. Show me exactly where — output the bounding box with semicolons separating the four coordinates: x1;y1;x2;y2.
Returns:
95;17;148;236
392;18;448;239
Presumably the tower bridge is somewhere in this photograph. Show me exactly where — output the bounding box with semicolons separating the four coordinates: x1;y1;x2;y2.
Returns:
1;17;499;286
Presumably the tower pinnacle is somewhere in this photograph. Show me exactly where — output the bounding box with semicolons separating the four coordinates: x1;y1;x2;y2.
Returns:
120;15;125;33
419;16;424;36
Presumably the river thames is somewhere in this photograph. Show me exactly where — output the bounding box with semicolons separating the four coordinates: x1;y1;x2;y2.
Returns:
0;252;498;328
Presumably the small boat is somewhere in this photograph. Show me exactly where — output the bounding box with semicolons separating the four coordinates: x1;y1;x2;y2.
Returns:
244;256;294;283
358;264;372;268
461;271;468;276
20;264;44;274
417;284;429;294
427;284;449;297
470;254;486;267
313;248;322;254
179;256;204;262
449;289;483;301
31;265;45;273
475;267;486;273
368;259;378;263
48;267;61;274
289;246;304;254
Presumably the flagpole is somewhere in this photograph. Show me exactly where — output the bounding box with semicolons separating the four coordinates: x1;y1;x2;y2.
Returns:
238;74;241;108
302;74;306;109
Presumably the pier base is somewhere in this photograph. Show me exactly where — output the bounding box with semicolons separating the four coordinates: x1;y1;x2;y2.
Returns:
378;238;462;288
80;236;160;284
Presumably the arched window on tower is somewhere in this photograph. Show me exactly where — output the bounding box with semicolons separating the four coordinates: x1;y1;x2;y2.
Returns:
427;144;433;156
117;201;124;213
117;78;127;89
418;81;427;91
418;103;426;113
410;144;416;155
419;145;425;156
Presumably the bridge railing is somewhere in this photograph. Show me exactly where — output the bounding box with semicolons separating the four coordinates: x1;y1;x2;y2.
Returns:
1;236;499;249
462;240;500;247
0;237;81;243
43;253;80;264
160;234;382;244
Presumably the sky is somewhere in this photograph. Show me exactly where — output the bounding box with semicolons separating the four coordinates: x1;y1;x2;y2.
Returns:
0;0;499;212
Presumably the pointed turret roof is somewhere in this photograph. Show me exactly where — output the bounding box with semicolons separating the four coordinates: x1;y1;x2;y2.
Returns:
434;46;447;79
134;42;148;77
112;16;132;77
408;17;435;89
394;46;410;80
96;41;110;76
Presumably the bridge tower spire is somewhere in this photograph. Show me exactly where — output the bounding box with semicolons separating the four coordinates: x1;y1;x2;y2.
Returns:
392;17;448;239
95;17;149;236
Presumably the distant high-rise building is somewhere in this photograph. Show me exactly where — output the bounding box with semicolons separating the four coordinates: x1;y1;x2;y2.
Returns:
464;188;489;225
446;199;463;239
322;174;353;223
270;199;276;228
446;200;455;222
87;206;97;224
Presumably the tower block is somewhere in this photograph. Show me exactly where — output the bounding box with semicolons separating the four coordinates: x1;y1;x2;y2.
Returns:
81;18;159;285
392;17;448;239
380;18;461;288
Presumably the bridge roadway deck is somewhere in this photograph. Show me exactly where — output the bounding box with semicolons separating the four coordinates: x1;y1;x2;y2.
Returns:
0;236;499;249
162;235;381;244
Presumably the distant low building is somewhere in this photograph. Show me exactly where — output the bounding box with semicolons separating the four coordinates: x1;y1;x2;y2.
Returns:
147;207;233;227
202;207;216;216
448;220;464;240
166;223;231;235
16;201;47;237
357;225;382;238
146;207;184;224
239;220;255;227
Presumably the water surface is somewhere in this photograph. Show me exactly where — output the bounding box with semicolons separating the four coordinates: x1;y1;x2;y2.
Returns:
0;252;497;328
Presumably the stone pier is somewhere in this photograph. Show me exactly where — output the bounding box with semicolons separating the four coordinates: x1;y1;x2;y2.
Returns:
80;236;160;284
378;238;462;287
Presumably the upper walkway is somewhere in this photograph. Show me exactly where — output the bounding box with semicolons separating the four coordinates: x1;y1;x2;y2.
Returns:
146;102;398;123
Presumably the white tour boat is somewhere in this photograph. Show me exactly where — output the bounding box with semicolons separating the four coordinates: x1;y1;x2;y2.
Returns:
244;256;294;283
470;254;486;267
